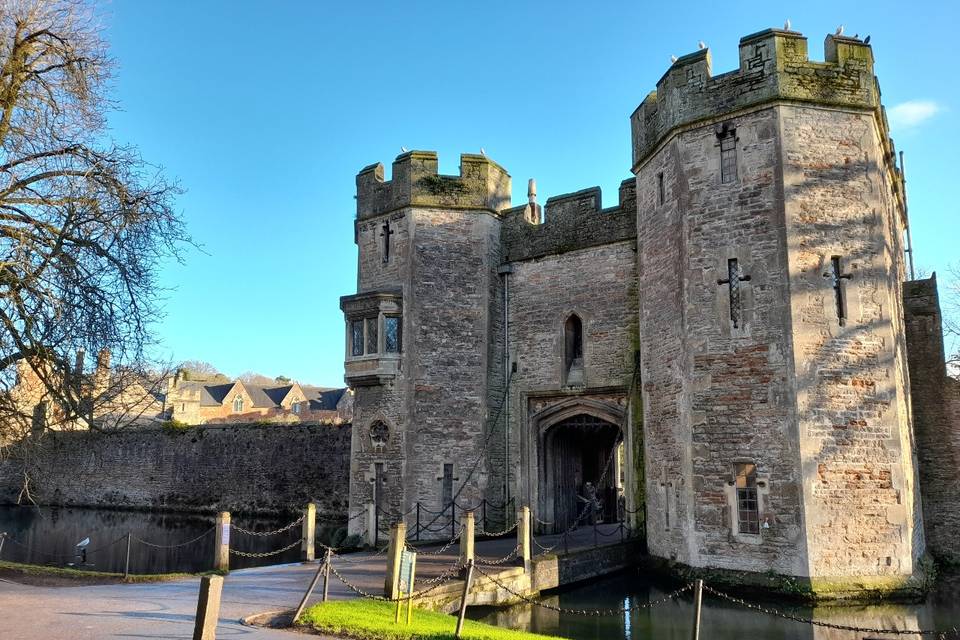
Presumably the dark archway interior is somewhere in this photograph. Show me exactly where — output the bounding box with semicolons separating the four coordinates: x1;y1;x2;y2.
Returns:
544;413;621;532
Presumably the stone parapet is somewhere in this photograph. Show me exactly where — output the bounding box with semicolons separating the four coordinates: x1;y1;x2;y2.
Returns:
500;179;636;263
356;151;511;220
631;29;880;168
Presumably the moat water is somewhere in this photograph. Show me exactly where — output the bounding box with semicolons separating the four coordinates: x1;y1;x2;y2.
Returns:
469;567;960;640
0;505;342;573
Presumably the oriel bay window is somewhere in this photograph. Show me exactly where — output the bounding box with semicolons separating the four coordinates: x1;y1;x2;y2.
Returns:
340;290;403;386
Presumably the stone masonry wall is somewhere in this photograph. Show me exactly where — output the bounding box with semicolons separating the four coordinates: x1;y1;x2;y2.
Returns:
904;276;960;563
0;423;351;516
781;103;919;579
505;239;637;525
636;107;806;576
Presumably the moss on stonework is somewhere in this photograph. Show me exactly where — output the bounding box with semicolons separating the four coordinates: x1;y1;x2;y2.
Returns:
638;555;932;604
418;174;467;197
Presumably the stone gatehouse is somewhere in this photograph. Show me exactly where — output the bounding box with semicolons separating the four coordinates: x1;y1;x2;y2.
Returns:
340;28;958;593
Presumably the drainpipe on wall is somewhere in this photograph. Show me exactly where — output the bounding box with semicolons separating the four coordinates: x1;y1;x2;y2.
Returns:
498;263;513;506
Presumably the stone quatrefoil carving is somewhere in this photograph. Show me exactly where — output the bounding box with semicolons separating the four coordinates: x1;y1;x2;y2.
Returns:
369;421;389;449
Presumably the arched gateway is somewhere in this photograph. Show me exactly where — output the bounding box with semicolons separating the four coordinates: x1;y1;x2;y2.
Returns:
533;398;625;534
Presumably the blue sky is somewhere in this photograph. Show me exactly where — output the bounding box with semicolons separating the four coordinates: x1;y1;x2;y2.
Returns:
102;1;957;386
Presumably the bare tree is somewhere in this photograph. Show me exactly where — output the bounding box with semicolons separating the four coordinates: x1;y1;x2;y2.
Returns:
945;264;960;378
0;0;186;459
237;371;277;386
176;359;226;381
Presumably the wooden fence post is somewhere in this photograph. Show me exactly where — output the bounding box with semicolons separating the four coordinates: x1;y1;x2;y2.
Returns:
365;503;377;548
302;503;316;562
214;511;230;573
384;521;406;599
454;559;475;639
124;532;132;579
192;574;224;640
690;579;703;640
460;511;475;565
518;506;531;572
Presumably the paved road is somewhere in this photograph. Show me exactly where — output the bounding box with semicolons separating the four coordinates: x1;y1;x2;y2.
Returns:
0;524;628;639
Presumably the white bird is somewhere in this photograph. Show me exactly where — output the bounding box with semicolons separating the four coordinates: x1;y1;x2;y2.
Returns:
835;24;844;36
480;148;486;156
670;55;678;63
697;40;706;50
76;537;90;548
784;18;791;30
400;146;408;153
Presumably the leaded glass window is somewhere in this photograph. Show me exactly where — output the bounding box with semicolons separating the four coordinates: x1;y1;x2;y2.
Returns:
720;130;737;184
384;316;401;353
351;319;364;357
735;463;760;534
366;317;378;354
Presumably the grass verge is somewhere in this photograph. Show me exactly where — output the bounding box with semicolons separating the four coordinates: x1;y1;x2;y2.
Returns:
0;560;225;586
298;599;562;640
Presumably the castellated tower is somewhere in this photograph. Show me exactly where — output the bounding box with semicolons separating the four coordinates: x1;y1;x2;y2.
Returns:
342;151;511;538
632;29;923;592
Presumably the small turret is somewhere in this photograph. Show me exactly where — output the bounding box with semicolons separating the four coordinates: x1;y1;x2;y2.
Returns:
356;151;511;220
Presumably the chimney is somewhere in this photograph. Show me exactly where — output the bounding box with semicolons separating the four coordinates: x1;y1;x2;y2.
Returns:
74;349;85;376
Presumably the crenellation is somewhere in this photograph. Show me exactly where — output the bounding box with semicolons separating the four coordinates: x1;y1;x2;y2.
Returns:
632;30;880;168
500;182;636;263
356;151;512;220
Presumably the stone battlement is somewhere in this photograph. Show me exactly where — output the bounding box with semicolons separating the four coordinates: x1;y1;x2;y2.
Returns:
631;29;879;167
500;179;636;263
356;151;512;220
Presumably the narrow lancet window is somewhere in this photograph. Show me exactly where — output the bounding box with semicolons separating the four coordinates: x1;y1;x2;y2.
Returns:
441;463;454;509
824;255;852;326
564;314;584;384
657;172;665;206
374;462;385;512
380;219;394;263
735;463;760;534
717;125;737;184
717;259;750;329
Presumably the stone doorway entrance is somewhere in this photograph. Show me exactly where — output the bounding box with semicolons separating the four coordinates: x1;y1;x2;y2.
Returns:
543;414;622;532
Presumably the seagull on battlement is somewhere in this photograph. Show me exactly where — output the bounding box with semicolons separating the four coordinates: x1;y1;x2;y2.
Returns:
480;148;486;156
400;146;408;153
698;40;706;50
835;24;844;36
784;18;791;30
670;55;678;63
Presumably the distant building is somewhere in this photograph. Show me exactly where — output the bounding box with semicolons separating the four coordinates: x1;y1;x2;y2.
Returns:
163;371;352;425
9;349;164;431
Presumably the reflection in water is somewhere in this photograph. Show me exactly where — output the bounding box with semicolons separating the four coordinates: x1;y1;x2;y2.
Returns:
0;505;345;574
470;568;960;640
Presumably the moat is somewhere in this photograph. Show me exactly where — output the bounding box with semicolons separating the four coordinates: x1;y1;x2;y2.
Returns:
470;568;960;639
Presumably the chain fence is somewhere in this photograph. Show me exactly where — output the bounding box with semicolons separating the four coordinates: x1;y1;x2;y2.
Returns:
231;515;304;537
131;527;216;549
230;539;302;558
702;584;960;638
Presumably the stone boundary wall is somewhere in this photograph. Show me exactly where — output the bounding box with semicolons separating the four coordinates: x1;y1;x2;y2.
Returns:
904;276;960;563
500;180;636;263
0;422;351;517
